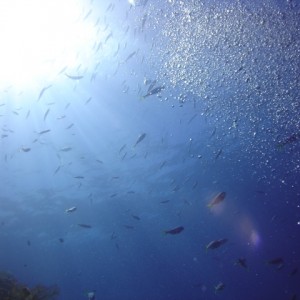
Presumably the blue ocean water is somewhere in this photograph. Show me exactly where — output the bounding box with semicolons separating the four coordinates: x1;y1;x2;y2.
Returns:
0;0;299;299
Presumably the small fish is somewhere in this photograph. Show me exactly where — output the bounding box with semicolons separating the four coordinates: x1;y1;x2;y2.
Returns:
110;193;117;198
59;238;64;243
54;166;61;175
235;258;247;269
78;223;92;228
60;147;72;152
188;113;197;124
210;127;216;137
90;72;97;82
132;215;141;221
119;144;126;153
146;80;157;92
141;14;147;30
27;240;31;246
85;97;92;105
95;42;102;52
267;257;284;268
65;207;77;213
105;32;113;43
215;148;222;159
277;133;300;148
58;66;68;75
143;86;165;98
207;192;226;208
159;160;166;169
83;8;92;20
290;267;298;276
21;147;31;152
66;123;74;129
38;129;51;135
65;74;84;80
206;238;228;250
106;3;114;11
214;282;225;293
124;51;137;63
160;200;170;204
164;226;184;235
74;176;84;179
1;134;8;138
134;133;146;147
44;108;50;121
4;128;14;133
172;185;180;192
111;231;117;240
37;85;52;101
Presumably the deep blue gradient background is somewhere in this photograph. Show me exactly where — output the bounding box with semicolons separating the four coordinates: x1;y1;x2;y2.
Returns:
0;0;299;299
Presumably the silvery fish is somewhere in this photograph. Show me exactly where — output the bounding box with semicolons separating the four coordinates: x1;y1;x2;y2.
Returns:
65;207;77;213
134;133;146;147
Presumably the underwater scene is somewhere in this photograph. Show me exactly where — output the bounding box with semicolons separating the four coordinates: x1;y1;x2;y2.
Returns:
0;0;299;299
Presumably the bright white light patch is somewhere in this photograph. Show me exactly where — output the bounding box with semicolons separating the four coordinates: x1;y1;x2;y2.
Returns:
128;0;136;6
0;0;97;88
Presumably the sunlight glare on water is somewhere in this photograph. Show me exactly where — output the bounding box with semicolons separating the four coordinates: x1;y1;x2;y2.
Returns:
0;0;98;89
128;0;136;6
